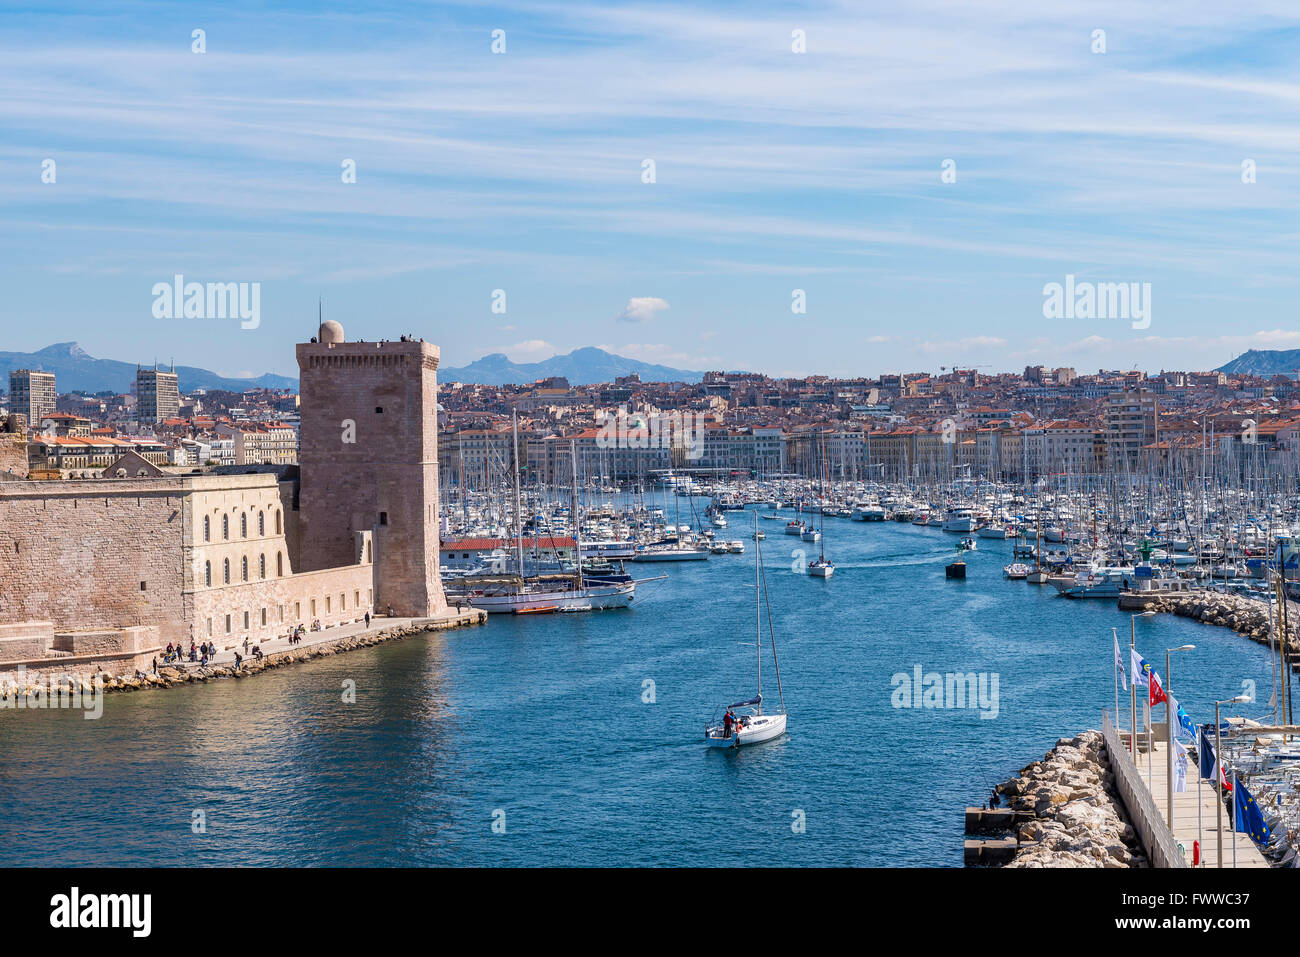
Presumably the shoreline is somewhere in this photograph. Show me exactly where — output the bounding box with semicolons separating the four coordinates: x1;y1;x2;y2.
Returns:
985;731;1147;868
1;610;487;699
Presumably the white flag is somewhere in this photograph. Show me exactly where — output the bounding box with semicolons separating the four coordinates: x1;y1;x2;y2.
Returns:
1175;743;1189;793
1113;630;1127;691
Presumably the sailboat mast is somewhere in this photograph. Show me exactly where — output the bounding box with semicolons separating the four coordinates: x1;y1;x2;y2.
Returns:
755;511;762;708
571;439;583;588
512;410;524;575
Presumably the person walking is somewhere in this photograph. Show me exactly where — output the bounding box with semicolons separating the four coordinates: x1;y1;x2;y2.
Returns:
365;612;371;628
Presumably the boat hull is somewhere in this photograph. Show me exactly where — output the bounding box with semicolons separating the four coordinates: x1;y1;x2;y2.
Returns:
705;713;788;748
469;581;635;613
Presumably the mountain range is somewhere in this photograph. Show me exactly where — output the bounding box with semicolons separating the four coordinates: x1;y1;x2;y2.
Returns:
0;342;703;394
1216;350;1300;378
0;342;298;394
439;347;703;385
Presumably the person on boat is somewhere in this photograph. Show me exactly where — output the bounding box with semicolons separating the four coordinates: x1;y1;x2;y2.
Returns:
723;710;734;737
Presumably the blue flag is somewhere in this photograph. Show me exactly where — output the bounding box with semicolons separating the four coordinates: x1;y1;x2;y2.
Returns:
1234;776;1271;846
1198;726;1215;781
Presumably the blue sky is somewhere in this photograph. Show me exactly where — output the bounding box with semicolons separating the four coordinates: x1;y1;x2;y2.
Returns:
1;0;1298;380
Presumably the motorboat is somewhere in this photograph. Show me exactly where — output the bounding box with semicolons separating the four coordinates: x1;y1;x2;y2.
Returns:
943;508;975;532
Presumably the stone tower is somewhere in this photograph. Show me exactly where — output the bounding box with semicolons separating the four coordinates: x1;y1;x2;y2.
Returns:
296;321;446;617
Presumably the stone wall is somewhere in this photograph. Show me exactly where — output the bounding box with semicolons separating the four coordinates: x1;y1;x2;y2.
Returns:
0;480;188;645
296;332;446;617
0;432;25;478
0;621;53;659
0;622;161;683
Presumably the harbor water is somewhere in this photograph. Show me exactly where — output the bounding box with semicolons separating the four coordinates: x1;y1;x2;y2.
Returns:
0;510;1282;866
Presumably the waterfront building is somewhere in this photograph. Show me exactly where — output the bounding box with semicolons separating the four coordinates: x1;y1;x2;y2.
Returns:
0;320;450;679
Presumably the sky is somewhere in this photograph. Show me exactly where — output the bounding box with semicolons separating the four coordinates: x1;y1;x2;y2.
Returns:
1;0;1298;381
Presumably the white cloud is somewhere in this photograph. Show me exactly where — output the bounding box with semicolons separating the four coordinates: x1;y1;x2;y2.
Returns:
616;297;670;323
501;339;557;362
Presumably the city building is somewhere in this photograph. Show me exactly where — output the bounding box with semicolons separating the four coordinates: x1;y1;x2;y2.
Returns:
9;369;56;427
136;364;181;423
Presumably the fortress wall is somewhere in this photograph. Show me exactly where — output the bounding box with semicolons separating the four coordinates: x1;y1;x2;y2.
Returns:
0;481;188;646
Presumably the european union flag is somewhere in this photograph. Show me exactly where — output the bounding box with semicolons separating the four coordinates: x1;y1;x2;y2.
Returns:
1234;777;1271;846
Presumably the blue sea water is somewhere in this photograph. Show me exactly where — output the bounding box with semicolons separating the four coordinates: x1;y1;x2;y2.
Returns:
0;512;1282;866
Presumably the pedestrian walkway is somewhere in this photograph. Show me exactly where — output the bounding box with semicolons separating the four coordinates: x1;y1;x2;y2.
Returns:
1127;730;1269;868
158;608;484;672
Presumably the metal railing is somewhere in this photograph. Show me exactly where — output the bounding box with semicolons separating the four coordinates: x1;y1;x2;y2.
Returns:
1102;709;1186;868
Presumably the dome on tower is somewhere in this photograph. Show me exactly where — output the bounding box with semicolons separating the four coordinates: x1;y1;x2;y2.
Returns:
319;320;345;344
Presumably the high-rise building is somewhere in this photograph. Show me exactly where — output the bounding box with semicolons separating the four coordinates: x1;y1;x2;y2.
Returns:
8;369;56;428
136;364;180;423
1103;389;1157;466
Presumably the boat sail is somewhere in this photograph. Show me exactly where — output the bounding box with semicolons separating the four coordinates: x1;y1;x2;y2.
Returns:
704;516;789;748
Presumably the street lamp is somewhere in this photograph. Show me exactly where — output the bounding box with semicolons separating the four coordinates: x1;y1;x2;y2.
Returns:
1129;610;1157;757
1214;694;1250;867
1165;644;1195;827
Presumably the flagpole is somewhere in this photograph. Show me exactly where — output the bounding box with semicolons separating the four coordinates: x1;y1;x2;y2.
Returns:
1130;622;1138;758
1113;628;1120;737
1196;740;1202;867
1145;693;1151;781
1215;700;1225;868
1232;772;1238;869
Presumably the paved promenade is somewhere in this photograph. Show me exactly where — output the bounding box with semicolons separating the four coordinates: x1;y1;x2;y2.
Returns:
1129;732;1269;868
159;608;485;671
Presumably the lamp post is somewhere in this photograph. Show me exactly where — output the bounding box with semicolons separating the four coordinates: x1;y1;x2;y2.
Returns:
1130;610;1156;757
1213;694;1249;867
1165;644;1195;826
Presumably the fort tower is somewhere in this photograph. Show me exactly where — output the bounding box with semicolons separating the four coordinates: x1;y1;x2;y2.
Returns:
295;321;446;617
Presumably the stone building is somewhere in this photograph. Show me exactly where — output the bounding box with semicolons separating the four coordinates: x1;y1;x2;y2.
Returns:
0;322;449;679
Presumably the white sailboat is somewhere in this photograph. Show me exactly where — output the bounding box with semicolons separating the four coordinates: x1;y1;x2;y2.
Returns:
705;516;789;749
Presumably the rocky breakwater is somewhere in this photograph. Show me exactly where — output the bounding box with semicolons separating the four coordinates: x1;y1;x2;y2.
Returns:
1144;590;1297;656
995;731;1147;868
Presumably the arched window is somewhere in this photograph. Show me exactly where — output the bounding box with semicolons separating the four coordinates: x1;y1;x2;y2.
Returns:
259;554;266;579
222;515;229;540
275;510;282;534
203;516;210;541
240;513;247;538
205;561;211;587
223;558;230;584
276;552;283;576
366;541;372;562
258;511;265;535
241;556;248;581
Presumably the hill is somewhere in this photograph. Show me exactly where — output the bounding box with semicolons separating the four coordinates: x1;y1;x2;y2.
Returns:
440;346;703;385
0;342;298;394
